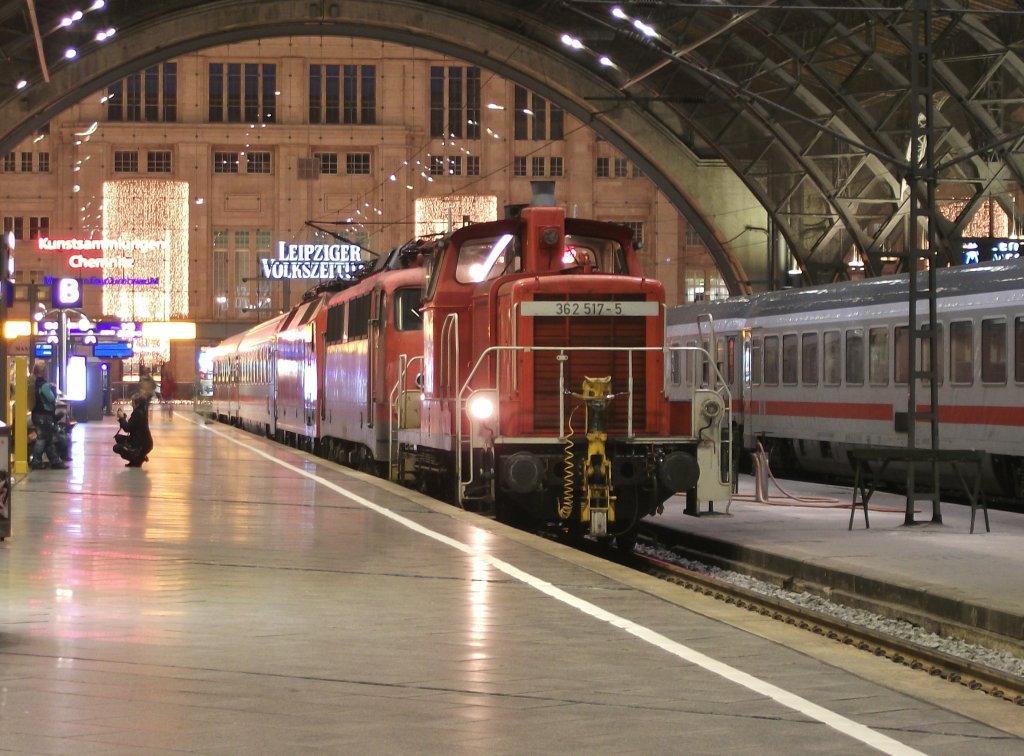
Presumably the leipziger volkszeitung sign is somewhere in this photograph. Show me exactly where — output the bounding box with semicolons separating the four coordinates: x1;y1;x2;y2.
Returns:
260;241;364;280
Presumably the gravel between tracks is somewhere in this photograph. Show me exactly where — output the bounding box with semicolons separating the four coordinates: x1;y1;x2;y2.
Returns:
636;543;1024;680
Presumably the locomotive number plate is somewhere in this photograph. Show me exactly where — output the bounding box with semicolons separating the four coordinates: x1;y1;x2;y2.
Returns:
521;301;659;317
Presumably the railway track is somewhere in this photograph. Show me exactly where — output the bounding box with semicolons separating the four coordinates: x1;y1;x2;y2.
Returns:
626;524;1024;706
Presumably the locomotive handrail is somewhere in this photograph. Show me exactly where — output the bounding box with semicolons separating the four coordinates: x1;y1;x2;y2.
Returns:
449;343;733;504
439;313;459;398
667;344;734;493
388;353;423;481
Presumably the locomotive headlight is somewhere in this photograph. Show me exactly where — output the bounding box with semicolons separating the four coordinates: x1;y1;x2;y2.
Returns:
468;391;497;421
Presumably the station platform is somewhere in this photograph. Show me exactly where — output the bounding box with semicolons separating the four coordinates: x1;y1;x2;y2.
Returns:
2;408;1022;753
657;472;1024;652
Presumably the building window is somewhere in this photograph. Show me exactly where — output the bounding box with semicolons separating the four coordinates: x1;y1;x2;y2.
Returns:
38;152;49;172
622;221;644;248
29;216;49;240
147;150;172;173
513;156;527;177
531;157;545;177
107;63;176;122
309;64;377;125
596;157;609;178
113;150;139;172
549;156;563;177
429;65;481;139
685;225;705;247
614;157;628;177
466;155;480;176
316;152;338;175
3;216;24;241
429;156;445;176
448;156;462;176
246;151;271;174
21;152;32;172
213;151;240;174
256;229;273;252
514;85;563;140
209;63;276;124
3;153;13;172
346;152;370;175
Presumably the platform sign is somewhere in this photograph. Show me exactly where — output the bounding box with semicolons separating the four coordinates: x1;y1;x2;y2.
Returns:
93;341;134;359
34;343;53;358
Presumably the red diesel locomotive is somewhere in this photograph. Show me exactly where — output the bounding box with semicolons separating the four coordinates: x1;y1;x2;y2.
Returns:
210;191;732;546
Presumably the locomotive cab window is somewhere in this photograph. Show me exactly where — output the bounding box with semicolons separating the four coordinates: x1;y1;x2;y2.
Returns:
456;233;518;283
562;234;627;274
981;318;1007;384
394;288;424;331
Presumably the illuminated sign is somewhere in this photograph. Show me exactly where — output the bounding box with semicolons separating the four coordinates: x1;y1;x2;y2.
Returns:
66;356;87;402
259;241;365;280
141;321;196;340
43;275;160;287
960;237;1021;265
93;342;135;359
67;254;135;270
36;236;170;254
52;277;83;308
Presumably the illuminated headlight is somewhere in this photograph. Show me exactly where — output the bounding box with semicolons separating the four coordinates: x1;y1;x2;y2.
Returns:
468;392;497;420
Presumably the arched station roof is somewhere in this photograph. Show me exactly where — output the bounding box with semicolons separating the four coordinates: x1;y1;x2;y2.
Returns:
1;0;1022;292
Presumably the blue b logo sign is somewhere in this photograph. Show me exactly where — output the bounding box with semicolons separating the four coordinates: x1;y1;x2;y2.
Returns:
52;277;83;308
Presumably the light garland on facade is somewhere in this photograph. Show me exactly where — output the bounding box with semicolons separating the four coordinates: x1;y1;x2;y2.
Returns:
103;179;189;361
940;199;1010;238
415;195;497;237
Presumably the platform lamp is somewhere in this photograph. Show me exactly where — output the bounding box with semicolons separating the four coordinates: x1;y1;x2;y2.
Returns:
49;277;84;395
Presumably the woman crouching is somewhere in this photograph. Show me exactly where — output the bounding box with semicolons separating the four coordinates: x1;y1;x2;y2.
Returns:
114;394;153;467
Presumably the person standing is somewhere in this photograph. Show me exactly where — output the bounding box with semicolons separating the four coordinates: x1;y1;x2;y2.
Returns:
160;365;176;418
137;365;157;404
30;360;67;470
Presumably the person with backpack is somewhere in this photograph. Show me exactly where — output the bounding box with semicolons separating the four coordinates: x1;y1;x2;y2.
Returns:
30;360;67;470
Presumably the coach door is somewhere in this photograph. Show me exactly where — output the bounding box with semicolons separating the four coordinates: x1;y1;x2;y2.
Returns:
268;339;278;437
366;289;385;428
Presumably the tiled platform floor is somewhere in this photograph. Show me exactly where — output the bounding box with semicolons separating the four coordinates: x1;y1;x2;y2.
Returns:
2;408;1021;754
